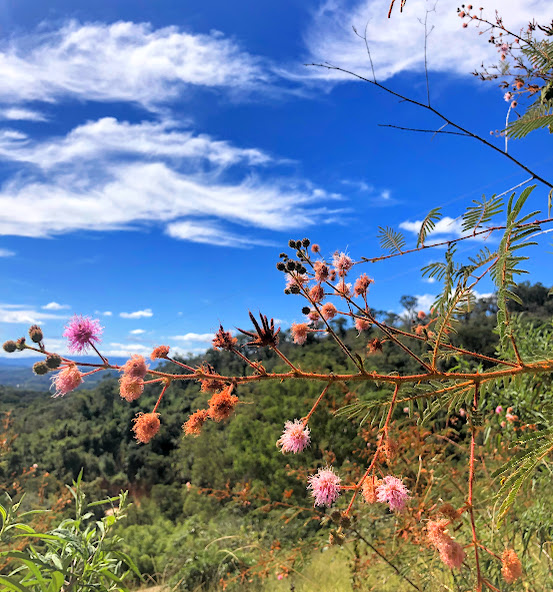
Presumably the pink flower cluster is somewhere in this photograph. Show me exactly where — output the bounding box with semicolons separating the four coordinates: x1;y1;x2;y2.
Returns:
427;519;466;569
277;420;310;454
376;475;410;512
308;466;341;507
63;315;103;353
52;364;83;397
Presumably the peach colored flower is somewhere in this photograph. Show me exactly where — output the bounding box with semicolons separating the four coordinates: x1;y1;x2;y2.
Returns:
122;354;148;379
132;412;160;443
119;376;144;402
501;549;522;583
52;365;83;397
208;386;239;422
320;302;337;320
150;345;170;360
291;322;309;345
183;409;210;436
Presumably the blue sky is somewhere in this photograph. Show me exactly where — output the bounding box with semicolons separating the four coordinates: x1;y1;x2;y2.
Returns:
0;0;551;360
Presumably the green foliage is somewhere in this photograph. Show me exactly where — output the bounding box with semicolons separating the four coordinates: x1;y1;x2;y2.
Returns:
0;473;140;591
416;207;442;247
377;226;406;254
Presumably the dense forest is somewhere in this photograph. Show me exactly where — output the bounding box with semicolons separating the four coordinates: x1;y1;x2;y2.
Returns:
1;283;552;590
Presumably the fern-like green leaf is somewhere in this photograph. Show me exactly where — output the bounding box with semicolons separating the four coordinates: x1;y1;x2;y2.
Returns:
417;208;442;247
462;195;504;233
378;226;406;254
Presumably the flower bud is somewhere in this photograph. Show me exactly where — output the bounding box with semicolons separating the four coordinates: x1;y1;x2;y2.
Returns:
276;262;286;271
15;337;26;351
33;361;49;375
302;238;310;248
28;325;43;343
46;354;62;369
2;340;16;353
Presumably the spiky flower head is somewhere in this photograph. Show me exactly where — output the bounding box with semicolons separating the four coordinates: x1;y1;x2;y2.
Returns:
355;317;371;332
308;466;341;507
501;549;522;583
119;376;144;402
208;386;239;422
150;345;170;360
277;420;310;454
332;252;353;277
212;325;237;351
353;274;374;297
291;323;309;345
63;315;103;353
361;476;381;504
320;302;337;321
132;412;160;443
309;284;324;303
376;475;410;512
121;355;148;379
52;364;83;397
183;409;210;436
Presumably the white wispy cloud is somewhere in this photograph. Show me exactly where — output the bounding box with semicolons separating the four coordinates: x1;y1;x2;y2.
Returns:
0;248;15;257
302;0;552;82
0;117;273;169
120;309;153;319
0;24;342;248
129;329;146;335
0;160;338;244
0;108;47;122
42;301;70;310
0;304;66;324
106;342;152;357
0;21;268;109
171;332;214;343
95;310;113;317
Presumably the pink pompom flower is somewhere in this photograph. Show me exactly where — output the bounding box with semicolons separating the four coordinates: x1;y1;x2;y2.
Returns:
277;420;310;454
52;364;83;397
291;322;309;345
63;315;103;353
308;466;341;507
376;475;410;512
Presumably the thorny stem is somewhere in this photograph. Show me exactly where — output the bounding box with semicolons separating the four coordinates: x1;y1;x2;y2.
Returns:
345;384;400;516
306;62;553;190
361;216;553;264
231;347;267;374
302;382;332;427
468;382;483;592
152;380;171;414
89;342;109;365
271;346;299;372
297;277;365;372
166;357;196;372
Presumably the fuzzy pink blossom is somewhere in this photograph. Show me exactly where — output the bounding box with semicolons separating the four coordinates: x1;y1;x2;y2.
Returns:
308;466;341;507
291;322;309;345
320;302;337;321
309;284;324;303
335;280;351;298
504;91;513;102
52;365;83;397
277;420;310;454
122;355;148;379
313;261;329;283
439;540;466;569
355;317;371;332
332;252;353;277
63;315;103;353
376;475;410;512
353;274;373;297
495;405;503;414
